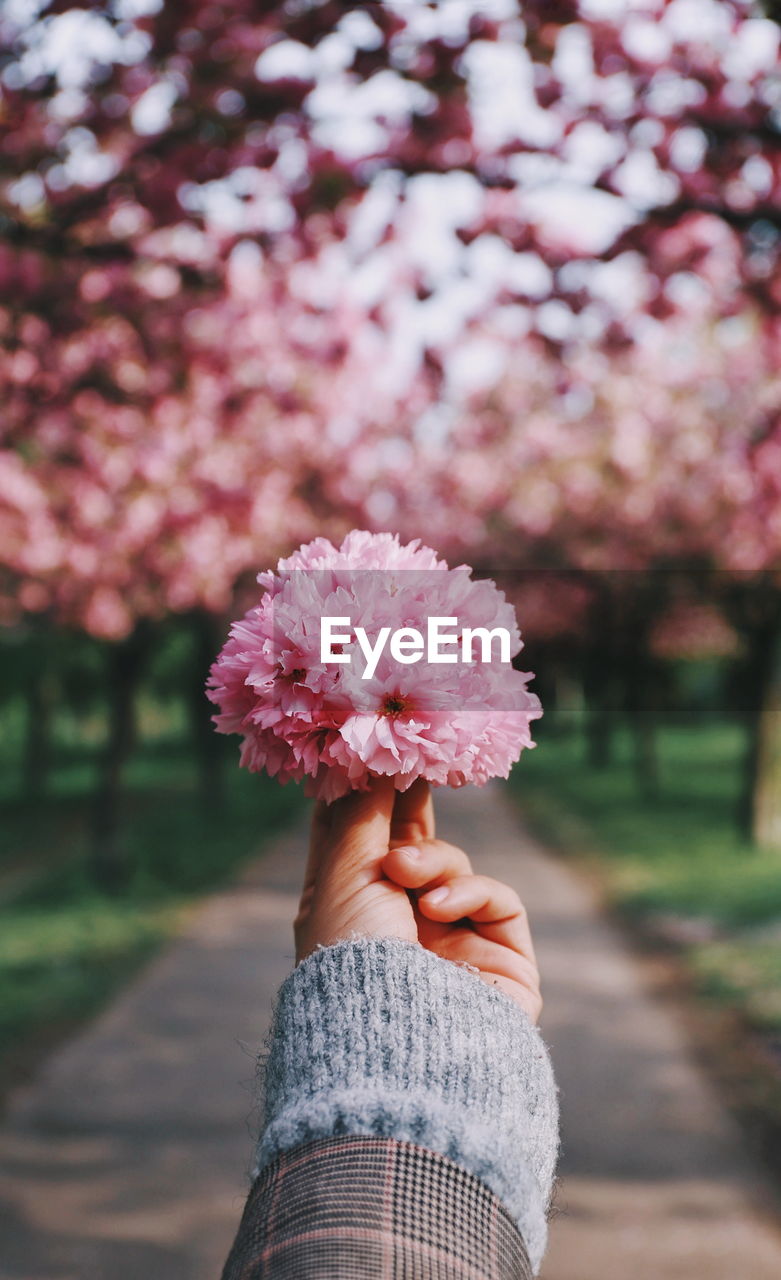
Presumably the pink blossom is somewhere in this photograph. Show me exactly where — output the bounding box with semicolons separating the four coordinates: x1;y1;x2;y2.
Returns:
207;531;542;801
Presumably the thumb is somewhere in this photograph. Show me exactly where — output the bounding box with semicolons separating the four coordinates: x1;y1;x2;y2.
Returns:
313;775;397;886
390;778;434;848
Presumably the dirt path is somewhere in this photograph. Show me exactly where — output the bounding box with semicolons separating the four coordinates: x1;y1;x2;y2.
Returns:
2;782;781;1278
438;785;781;1279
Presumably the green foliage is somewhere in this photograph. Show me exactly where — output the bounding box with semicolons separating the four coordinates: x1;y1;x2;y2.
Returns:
0;626;105;716
0;695;300;1069
512;720;781;1041
514;721;781;927
692;940;781;1033
0;900;176;1049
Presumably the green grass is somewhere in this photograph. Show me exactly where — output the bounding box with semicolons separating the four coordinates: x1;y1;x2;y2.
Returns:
513;721;781;926
0;697;301;1072
511;720;781;1034
0;899;178;1051
691;940;781;1035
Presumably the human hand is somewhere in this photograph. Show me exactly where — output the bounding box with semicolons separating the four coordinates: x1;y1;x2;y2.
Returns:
294;776;541;1022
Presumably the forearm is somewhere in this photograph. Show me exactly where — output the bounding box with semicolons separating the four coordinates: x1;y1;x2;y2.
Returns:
252;937;558;1273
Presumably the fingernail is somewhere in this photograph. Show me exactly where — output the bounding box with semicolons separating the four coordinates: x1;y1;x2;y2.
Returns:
393;845;420;860
426;886;449;905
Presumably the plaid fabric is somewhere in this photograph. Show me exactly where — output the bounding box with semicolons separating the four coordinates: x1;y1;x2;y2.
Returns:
221;1134;533;1279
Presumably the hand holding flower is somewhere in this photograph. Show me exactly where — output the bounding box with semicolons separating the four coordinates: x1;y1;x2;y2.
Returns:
295;775;542;1022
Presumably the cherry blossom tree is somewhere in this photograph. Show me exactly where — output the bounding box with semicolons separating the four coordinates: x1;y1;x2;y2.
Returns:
2;2;780;368
368;309;781;822
2;0;781;860
0;236;438;880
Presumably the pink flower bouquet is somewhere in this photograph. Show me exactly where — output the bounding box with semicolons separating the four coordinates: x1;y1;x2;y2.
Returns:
207;531;542;802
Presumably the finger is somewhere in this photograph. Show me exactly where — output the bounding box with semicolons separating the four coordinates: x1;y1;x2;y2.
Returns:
390;779;435;847
309;799;333;854
300;798;334;902
317;775;397;883
381;837;472;890
418;876;536;963
306;799;333;875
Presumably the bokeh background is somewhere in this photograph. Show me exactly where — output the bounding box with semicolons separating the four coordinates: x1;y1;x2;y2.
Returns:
2;0;781;1269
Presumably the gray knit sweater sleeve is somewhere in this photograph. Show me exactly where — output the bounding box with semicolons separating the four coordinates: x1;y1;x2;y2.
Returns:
255;937;559;1273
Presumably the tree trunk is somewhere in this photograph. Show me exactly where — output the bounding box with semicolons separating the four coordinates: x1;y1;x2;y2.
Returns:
740;618;781;847
583;658;615;768
582;587;617;768
551;667;582;737
622;624;660;801
188;611;224;813
626;677;660;801
23;663;55;802
90;625;150;891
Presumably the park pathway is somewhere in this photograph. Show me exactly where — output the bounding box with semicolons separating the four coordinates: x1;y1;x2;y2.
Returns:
2;783;781;1278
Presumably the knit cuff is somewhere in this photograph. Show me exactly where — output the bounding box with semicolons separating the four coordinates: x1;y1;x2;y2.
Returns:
255;936;559;1273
